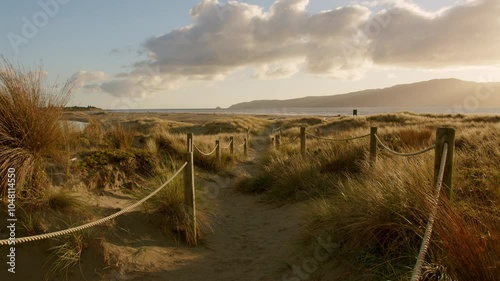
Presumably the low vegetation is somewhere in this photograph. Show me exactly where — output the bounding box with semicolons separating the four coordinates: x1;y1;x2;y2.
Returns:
0;60;250;280
241;114;499;280
1;60;498;280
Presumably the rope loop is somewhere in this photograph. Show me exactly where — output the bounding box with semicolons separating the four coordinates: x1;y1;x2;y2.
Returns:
236;139;246;148
194;143;219;156
220;139;233;149
374;134;436;157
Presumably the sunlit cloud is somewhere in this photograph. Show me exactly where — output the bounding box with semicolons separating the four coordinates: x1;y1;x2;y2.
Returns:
77;0;500;97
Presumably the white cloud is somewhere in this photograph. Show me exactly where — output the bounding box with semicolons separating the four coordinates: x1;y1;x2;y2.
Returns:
77;0;500;97
142;0;370;79
370;0;500;67
69;71;106;91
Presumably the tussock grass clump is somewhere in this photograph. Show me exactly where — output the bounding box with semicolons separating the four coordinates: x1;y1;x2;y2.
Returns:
137;168;214;245
45;232;86;280
77;148;159;190
17;188;93;234
106;122;138;150
0;59;71;196
83;118;105;147
239;139;368;202
305;157;434;279
304;155;499;280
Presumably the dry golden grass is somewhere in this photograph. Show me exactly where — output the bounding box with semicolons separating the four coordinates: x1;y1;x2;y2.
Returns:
241;113;499;280
0;58;71;197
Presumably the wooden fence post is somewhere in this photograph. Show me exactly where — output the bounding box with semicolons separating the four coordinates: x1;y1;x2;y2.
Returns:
434;128;455;199
353;109;358;116
370;127;378;162
184;151;197;246
230;136;234;155
300;126;306;157
187;133;193;152
276;135;281;149
244;138;248;157
216;140;221;161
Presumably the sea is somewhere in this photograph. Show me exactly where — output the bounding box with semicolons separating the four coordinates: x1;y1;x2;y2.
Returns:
110;107;500;116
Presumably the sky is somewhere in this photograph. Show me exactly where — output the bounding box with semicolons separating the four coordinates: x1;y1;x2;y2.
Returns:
1;0;499;109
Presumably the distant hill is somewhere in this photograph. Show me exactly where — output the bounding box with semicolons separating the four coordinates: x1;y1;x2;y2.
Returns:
229;79;500;109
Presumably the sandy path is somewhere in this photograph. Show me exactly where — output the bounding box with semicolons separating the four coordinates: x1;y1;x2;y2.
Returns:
100;145;305;281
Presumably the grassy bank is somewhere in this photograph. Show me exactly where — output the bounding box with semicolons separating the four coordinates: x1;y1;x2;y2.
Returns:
241;113;499;280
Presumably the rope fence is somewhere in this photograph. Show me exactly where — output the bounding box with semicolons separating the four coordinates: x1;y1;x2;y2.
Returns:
268;125;456;280
188;134;248;160
1;123;456;277
219;139;233;149
374;133;436;157
236;139;247;148
193;143;219;156
0;162;190;246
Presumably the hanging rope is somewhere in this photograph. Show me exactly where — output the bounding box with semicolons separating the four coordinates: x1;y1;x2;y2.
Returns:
0;162;188;246
374;134;436;157
193;143;219;156
220;139;233;149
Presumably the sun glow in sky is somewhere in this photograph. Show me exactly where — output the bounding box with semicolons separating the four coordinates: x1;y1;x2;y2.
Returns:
1;0;499;109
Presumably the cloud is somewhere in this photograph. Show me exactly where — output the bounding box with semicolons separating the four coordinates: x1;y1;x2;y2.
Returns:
69;71;106;91
142;0;370;80
77;0;500;97
370;0;500;67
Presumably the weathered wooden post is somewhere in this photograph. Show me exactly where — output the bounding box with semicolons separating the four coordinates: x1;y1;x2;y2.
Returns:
300;126;306;157
187;133;193;152
353;109;358;116
434;128;455;199
229;136;234;155
184;151;197;246
276;134;281;149
243;138;248;157
216;140;221;161
370;127;378;163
